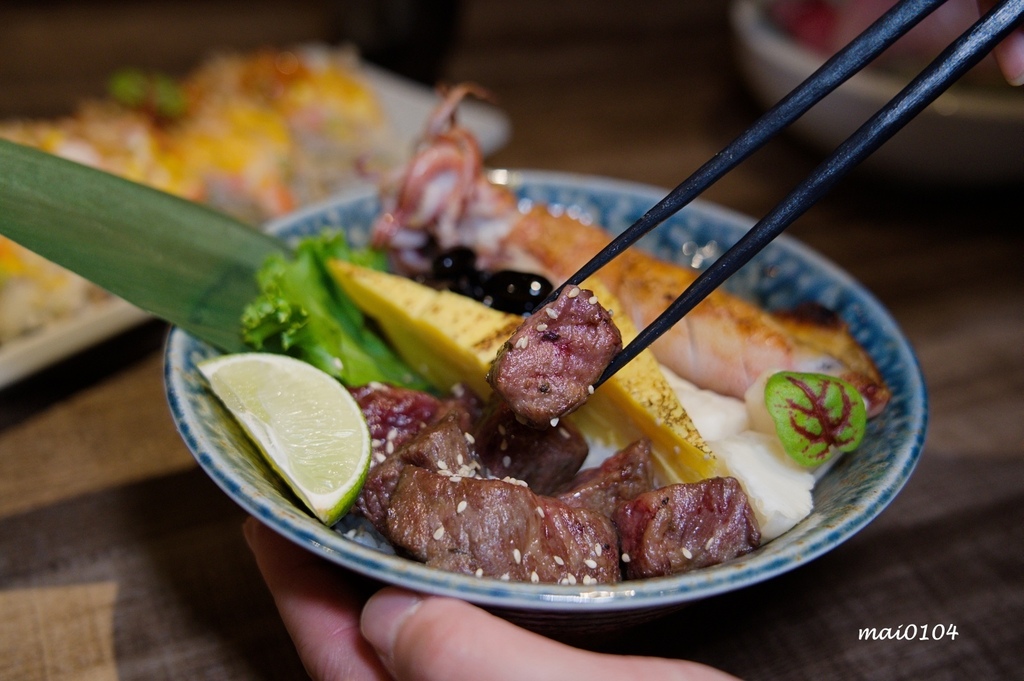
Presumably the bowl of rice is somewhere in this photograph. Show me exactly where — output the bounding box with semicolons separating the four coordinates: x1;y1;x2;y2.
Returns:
165;170;927;632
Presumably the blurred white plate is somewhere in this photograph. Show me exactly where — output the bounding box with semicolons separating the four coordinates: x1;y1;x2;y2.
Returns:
731;0;1024;185
0;67;510;390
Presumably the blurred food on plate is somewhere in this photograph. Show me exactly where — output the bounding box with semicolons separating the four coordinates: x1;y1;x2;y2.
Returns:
768;0;1012;86
0;44;400;348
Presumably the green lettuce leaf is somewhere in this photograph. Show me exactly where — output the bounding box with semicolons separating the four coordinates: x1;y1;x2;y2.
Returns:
241;231;429;390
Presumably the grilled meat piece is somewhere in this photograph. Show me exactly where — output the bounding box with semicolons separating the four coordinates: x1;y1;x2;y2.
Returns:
487;286;622;429
351;381;482;460
355;412;482;531
386;466;620;584
556;439;655;517
473;398;588;495
615;477;760;579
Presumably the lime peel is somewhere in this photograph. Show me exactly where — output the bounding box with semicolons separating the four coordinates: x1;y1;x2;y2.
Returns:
199;352;371;525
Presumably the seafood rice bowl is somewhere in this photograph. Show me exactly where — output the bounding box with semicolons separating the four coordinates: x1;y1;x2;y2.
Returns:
166;168;926;632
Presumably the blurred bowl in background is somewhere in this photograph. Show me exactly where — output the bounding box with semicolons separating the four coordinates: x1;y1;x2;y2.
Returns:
730;0;1024;185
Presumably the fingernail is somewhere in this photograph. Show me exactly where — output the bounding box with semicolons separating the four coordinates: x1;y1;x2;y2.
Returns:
361;588;424;672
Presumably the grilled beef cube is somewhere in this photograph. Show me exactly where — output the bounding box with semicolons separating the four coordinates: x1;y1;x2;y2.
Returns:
473;398;588;495
351;382;481;459
386;466;620;585
557;439;655;517
355;412;482;531
487;286;622;428
614;477;760;579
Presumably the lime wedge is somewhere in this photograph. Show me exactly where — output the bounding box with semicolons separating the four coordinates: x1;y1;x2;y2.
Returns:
199;352;371;525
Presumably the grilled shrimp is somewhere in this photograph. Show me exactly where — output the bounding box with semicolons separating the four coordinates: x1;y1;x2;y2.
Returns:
371;87;890;416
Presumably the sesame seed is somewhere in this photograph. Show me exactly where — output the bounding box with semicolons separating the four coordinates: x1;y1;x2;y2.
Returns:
558;427;571;439
536;506;545;518
433;526;445;540
374;452;387;463
550;417;559;427
502;455;511;468
385;441;395;455
456;453;464;465
475;568;484;578
705;537;714;550
584;559;598;569
545;308;558;319
457;500;468;514
560;577;569;585
682;547;693;560
536;323;548;332
500;573;510;581
515;336;529;349
531;571;540;584
498;424;507;435
594;544;603;556
567;573;577;585
437;460;448;470
449;475;463;483
582;575;594;585
622;553;631;563
513;548;522;564
368;381;385;390
452;384;466;397
587;384;594;394
554;556;565;566
500;439;508;451
387;428;398;441
437;468;453;476
464;433;475;445
567;286;580;298
588;295;598;304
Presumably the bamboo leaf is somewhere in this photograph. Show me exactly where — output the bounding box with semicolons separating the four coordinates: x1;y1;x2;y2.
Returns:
0;139;289;351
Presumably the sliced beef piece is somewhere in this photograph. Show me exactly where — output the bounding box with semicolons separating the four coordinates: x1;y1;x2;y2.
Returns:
614;477;761;580
386;466;620;585
355;412;482;531
556;439;655;517
351;382;482;460
473;398;588;495
487;285;622;429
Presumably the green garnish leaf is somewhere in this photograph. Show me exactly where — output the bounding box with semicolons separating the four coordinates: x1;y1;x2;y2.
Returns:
764;371;867;467
108;68;187;120
241;231;429;391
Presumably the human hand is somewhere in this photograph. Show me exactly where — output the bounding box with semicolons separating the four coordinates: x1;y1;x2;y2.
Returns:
243;517;741;681
978;0;1024;85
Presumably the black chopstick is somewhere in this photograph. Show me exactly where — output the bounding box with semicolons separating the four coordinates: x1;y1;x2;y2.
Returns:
551;0;949;298
592;0;1024;388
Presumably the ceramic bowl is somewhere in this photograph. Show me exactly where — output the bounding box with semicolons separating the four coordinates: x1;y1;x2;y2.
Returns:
731;0;1024;185
165;170;927;633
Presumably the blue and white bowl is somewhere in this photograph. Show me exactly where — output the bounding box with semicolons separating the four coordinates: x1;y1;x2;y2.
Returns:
165;170;927;632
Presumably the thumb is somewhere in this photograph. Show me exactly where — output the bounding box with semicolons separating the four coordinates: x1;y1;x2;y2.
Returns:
360;587;741;681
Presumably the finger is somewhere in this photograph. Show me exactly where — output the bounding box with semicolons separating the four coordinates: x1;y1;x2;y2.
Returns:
979;0;1024;85
361;587;741;681
243;517;390;681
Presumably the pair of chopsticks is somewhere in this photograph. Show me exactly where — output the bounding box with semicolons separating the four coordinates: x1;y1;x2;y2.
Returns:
553;0;1023;388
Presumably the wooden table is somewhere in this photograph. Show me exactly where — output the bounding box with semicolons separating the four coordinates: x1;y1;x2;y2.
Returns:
2;2;1022;679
